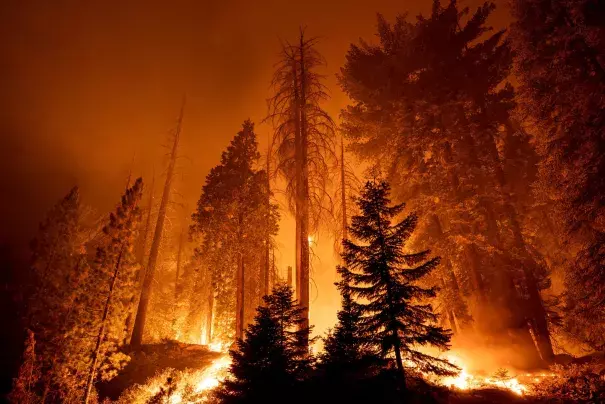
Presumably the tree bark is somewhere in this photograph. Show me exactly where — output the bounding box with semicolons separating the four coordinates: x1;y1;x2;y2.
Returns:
131;100;184;347
206;282;213;345
236;251;245;340
340;138;348;245
263;144;271;298
298;32;310;347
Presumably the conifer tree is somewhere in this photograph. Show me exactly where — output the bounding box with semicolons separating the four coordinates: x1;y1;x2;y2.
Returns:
319;268;381;378
190;120;279;343
340;0;555;365
8;330;40;404
339;180;456;390
83;178;144;403
511;0;605;351
217;285;312;404
267;30;336;343
25;186;93;402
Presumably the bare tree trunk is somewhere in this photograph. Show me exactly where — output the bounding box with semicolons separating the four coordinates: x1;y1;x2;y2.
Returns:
206;289;213;345
340;138;348;262
292;56;303;306
138;169;155;270
287;266;293;288
298;32;310;347
83;249;123;404
440;277;458;334
263;139;271;298
175;228;184;300
491;121;554;363
131;100;184;348
236;250;245;340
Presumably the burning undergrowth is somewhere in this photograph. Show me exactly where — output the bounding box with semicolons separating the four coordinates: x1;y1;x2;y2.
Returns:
117;355;231;404
97;341;222;401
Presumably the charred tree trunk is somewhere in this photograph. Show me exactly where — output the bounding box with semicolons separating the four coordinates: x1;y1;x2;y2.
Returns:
206;281;214;345
440;277;458;334
137;169;155;270
464;243;487;304
429;214;471;330
131;101;184;347
490;121;554;363
236;251;245;340
298;34;310;347
340;138;348;245
175;228;184;300
263;140;271;298
83;249;123;404
287;266;293;288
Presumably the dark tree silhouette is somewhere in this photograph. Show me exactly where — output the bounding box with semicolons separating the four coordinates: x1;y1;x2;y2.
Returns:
339;180;457;391
511;0;605;351
217;285;312;404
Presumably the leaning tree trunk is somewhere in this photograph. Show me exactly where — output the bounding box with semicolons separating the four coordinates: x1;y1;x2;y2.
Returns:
83;249;123;404
131;102;184;347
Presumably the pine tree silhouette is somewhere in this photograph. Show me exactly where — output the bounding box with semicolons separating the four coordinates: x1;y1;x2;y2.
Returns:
217;285;311;404
339;180;457;391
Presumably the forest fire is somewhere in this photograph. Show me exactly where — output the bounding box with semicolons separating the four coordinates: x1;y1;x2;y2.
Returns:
3;0;605;403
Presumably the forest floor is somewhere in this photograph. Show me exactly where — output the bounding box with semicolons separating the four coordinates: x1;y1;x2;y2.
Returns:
97;341;221;401
99;342;605;403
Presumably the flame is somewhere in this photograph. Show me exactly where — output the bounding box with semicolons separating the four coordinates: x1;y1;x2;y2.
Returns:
193;355;231;394
438;355;527;396
208;341;225;352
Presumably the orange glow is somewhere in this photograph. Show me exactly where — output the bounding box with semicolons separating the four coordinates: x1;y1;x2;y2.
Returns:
437;355;528;396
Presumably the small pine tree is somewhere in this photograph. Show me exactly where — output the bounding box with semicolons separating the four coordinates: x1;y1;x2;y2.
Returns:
217;285;312;404
8;330;40;404
319;269;380;377
340;180;457;390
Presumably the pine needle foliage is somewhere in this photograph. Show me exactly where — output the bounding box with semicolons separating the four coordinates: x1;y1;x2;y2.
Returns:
339;180;457;385
217;285;312;404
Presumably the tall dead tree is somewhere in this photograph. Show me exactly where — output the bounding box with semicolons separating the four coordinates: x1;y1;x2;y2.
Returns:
138;168;155;268
340;139;347;244
131;100;184;347
263;136;272;298
266;30;336;346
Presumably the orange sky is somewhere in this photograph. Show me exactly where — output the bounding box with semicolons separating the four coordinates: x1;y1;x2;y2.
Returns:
0;0;511;336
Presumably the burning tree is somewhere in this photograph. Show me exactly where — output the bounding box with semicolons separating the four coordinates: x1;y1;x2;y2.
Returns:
510;0;605;351
266;29;337;345
24;186;95;402
339;180;457;391
340;0;555;365
190;120;279;343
